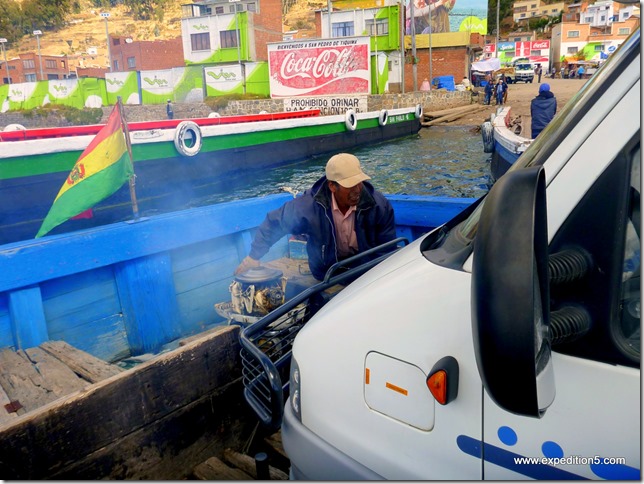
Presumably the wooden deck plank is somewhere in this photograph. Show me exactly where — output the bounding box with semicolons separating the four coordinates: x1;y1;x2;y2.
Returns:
193;456;253;480
0;348;60;413
0;381;19;426
39;341;123;383
23;347;88;395
0;326;256;479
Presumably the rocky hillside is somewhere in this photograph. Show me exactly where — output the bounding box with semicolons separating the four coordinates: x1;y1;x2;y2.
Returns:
5;1;183;68
4;0;327;68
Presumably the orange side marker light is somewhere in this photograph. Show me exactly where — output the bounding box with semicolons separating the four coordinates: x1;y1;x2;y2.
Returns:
427;369;448;405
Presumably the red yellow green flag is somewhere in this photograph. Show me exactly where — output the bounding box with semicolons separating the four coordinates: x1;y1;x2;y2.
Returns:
35;104;133;238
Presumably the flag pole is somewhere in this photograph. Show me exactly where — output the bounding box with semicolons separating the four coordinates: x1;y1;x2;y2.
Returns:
117;96;140;220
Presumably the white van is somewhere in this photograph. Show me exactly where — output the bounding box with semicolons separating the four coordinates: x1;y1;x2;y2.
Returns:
280;29;640;480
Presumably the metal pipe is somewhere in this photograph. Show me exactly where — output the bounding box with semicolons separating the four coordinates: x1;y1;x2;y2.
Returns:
102;14;112;72
34;30;44;81
428;3;432;85
399;1;405;93
235;12;245;94
495;0;500;57
0;39;9;85
410;0;417;90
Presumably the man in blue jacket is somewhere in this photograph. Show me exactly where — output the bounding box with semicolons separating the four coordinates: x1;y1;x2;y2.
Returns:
235;153;397;281
530;83;557;139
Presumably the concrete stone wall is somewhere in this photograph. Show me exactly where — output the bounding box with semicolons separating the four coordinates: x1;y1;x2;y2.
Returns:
0;90;472;129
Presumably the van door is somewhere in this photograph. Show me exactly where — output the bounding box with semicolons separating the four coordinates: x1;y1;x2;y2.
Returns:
480;106;641;478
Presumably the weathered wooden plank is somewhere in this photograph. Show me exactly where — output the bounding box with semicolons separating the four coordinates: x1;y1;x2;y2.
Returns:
0;326;255;479
39;341;123;383
194;456;253;480
52;381;256;479
223;448;288;480
0;348;59;413
0;380;19;426
23;347;87;396
423;104;479;119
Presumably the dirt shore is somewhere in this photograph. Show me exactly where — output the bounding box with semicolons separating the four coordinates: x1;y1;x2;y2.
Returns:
444;77;589;133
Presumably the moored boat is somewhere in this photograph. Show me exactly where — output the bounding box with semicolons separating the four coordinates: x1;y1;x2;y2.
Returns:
482;106;533;181
0;105;423;245
0;191;475;478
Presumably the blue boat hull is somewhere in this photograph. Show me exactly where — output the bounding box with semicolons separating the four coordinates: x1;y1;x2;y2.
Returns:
0;193;474;363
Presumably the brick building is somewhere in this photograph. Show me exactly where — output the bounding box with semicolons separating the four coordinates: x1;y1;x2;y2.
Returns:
0;53;71;85
404;32;485;92
109;36;184;72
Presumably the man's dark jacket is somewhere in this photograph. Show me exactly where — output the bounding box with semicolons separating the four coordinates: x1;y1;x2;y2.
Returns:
530;91;557;138
249;177;397;280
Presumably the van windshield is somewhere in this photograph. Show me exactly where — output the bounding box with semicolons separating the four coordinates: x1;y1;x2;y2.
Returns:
456;29;639;244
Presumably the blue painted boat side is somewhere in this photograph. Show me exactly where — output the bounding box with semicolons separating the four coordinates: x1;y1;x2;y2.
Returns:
491;141;519;181
0;194;474;362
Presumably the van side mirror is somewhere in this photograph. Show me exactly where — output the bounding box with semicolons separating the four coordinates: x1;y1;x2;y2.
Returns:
471;166;555;418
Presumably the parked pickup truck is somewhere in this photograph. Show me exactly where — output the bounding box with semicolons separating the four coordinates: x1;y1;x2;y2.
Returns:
506;61;534;83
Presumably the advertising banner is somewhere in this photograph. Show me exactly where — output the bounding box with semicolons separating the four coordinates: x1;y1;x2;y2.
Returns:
515;40;550;57
140;66;204;104
498;41;516;55
205;63;270;97
106;71;140;105
529;39;550;53
268;37;370;98
405;0;488;35
204;64;244;96
48;79;84;108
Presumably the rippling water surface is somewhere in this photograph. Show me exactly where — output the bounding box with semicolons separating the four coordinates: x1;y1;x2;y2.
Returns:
194;125;492;206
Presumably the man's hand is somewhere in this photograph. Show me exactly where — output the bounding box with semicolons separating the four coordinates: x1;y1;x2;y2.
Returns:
235;256;261;275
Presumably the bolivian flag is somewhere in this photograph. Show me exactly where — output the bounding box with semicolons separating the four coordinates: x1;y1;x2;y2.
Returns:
36;104;133;238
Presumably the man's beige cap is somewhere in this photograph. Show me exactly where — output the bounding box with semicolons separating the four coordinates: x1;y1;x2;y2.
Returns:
326;153;371;188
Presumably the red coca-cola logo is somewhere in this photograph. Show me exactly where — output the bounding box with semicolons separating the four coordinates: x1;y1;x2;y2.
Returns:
280;48;359;81
531;40;550;49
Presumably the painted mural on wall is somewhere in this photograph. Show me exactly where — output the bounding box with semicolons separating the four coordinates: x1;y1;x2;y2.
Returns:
268;37;370;98
106;71;141;105
0;78;108;112
204;62;269;97
140;66;204;104
405;0;487;35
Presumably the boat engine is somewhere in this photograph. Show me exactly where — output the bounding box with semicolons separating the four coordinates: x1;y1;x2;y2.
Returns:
215;266;287;325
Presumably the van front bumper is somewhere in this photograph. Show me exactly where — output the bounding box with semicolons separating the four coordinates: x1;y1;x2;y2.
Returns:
282;399;385;480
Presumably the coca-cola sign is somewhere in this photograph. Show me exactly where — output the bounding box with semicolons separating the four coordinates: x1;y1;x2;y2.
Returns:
531;40;550;50
268;37;370;98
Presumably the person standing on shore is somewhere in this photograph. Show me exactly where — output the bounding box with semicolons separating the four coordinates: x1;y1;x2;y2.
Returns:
535;64;542;83
166;100;174;120
530;83;557;139
484;77;493;105
577;65;585;80
494;77;507;105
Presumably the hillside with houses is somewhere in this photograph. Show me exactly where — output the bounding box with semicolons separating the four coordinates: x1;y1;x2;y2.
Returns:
0;0;639;102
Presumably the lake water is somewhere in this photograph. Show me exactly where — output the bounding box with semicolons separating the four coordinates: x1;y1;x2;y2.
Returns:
192;125;492;206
